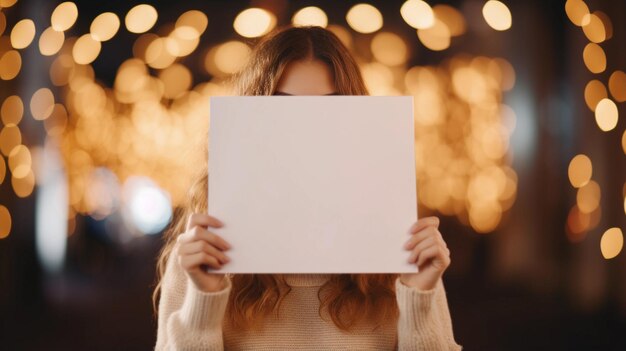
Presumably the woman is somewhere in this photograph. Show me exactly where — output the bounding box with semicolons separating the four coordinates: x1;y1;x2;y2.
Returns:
154;25;462;350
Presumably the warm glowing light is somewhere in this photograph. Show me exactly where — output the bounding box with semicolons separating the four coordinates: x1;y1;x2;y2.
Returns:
0;0;18;8
83;167;120;220
594;11;613;40
132;33;158;60
482;1;512;31
233;8;276;38
1;95;23;125
327;25;353;49
565;0;590;26
159;64;192;99
33;5;516;235
125;4;158;34
0;156;4;184
594;98;618;131
0;12;6;36
371;32;408;66
30;88;55;120
168;26;201;57
0;205;10;239
582;13;606;43
176;10;209;35
11;168;35;197
211;41;251;76
582;43;605;74
90;12;120;41
417;18;450;51
452;67;487;103
8;144;31;179
0;124;21;157
360;62;394;95
293;6;328;28
576;180;600;214
584;80;607;111
622;130;626;155
49;54;74;87
346;3;383;34
145;37;176;69
51;2;78;31
469;202;502;233
566;205;599;242
114;58;149;99
45;104;68;136
39;27;65;56
568;154;592;188
400;0;434;29
600;227;623;259
432;4;466;36
10;19;36;49
0;50;21;80
72;34;101;64
608;70;626;102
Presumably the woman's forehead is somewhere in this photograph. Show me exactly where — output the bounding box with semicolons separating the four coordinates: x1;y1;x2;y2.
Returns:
275;59;336;95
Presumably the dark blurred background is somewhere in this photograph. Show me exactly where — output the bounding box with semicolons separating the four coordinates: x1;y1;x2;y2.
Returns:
1;0;625;350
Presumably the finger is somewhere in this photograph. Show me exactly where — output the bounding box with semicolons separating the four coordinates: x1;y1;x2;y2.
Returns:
404;226;438;250
178;227;231;250
179;252;222;271
408;216;440;234
407;236;434;263
415;245;444;268
179;240;230;264
436;233;448;249
186;213;224;231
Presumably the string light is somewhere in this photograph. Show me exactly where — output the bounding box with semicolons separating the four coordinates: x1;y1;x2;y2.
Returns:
0;2;518;235
400;0;434;30
568;154;592;188
1;95;23;125
72;33;101;64
10;19;35;49
565;0;590;27
39;27;65;56
482;1;512;31
346;3;383;34
51;2;78;31
233;8;276;38
292;6;328;28
90;12;120;42
594;98;618;132
0;205;11;239
125;4;158;34
600;228;623;259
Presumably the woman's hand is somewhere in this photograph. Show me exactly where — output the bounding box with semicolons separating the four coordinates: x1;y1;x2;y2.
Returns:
400;216;451;291
176;213;232;293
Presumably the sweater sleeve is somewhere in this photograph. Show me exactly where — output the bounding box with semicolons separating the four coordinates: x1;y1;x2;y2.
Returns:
395;277;462;351
155;243;232;351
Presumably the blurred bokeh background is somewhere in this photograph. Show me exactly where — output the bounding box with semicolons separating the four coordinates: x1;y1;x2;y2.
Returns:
0;0;625;349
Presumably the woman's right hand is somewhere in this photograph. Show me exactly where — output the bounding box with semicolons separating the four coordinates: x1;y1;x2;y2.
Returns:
176;213;232;292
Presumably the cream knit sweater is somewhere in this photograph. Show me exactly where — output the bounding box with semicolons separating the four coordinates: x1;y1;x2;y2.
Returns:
155;244;462;350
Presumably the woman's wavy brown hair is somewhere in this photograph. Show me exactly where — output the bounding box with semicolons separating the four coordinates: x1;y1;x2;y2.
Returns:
153;25;399;331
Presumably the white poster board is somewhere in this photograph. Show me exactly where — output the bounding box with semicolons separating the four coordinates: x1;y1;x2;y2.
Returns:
208;96;417;273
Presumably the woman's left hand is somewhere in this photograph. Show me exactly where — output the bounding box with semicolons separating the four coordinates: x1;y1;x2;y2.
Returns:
399;216;451;291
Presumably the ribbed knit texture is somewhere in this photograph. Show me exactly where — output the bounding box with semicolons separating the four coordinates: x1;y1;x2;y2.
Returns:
155;244;462;350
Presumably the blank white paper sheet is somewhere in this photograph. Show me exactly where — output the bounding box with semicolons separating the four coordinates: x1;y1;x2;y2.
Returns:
208;96;417;273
